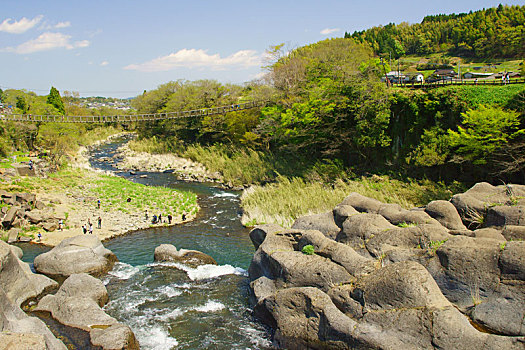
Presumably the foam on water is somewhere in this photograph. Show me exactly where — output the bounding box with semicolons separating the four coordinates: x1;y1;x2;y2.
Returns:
155;285;183;298
192;300;225;313
108;262;141;280
134;325;178;350
175;263;247;281
212;191;238;198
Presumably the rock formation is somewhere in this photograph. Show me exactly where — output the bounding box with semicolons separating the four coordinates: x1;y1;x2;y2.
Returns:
33;235;117;281
34;273;139;350
249;183;525;348
154;243;217;267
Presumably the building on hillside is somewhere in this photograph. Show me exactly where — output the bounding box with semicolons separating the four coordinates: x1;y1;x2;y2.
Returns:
433;69;457;80
463;72;494;79
492;72;521;79
405;73;425;83
381;71;406;84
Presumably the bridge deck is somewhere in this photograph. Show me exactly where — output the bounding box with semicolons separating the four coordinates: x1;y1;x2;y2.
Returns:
0;100;267;123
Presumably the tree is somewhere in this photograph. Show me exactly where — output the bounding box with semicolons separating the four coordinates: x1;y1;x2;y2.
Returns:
16;96;28;113
46;86;65;115
447;105;524;165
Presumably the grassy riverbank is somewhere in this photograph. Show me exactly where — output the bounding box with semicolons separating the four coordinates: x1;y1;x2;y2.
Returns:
241;175;465;227
1;167;198;245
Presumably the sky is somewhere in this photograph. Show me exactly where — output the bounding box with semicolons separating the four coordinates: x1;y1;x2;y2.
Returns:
1;0;523;98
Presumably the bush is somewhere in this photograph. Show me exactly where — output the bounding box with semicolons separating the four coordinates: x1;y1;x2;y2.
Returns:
302;245;315;255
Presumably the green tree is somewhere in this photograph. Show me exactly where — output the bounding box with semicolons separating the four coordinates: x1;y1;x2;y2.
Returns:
16;96;28;113
46;86;65;115
447;105;524;165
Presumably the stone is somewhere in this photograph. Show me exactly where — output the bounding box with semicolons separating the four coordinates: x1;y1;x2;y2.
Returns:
472;227;506;241
25;210;44;224
485;205;525;227
2;206;20;228
332;204;359;227
0;240;58;308
154;244;217;267
499;241;525;281
336;213;396;253
0;286;66;350
7;228;21;243
502;225;525;240
41;221;58;232
9;244;23;259
249;224;284;250
35;273;138;349
379;203;441;226
339;192;383;213
15;193;36;205
425;200;467;230
34;200;46;210
291;211;340;239
33;235;117;281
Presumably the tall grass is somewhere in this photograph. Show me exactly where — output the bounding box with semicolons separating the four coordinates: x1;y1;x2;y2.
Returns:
128;136;175;154
241;175;465;228
183;144;277;185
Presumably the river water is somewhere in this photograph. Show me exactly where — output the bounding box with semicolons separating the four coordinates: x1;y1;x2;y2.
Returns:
20;138;272;349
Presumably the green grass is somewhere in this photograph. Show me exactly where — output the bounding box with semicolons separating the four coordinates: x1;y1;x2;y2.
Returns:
3;167;198;218
241;175;464;228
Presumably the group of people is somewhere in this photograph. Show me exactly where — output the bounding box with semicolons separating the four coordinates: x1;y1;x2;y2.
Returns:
145;210;174;225
502;72;511;85
82;217;102;234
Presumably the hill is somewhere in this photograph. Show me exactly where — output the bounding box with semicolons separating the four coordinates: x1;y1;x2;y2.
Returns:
346;4;525;59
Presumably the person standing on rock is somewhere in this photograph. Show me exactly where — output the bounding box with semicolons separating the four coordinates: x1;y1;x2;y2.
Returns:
97;216;102;229
89;222;93;234
159;214;162;223
145;210;148;221
97;199;101;209
37;232;42;242
58;219;63;231
82;225;87;234
168;214;172;224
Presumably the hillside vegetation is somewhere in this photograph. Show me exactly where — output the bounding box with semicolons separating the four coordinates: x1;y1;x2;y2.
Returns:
347;4;525;59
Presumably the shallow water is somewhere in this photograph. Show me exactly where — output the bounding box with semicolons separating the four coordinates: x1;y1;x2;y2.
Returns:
21;137;272;349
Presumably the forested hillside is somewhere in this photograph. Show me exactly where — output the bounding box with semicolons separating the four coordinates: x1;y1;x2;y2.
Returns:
346;4;525;58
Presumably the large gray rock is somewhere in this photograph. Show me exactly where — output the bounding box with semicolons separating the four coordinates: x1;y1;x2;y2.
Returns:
2;206;20;228
249;228;353;292
35;273;139;350
154;244;217;267
336;213;396;255
25;210;44;224
450;182;525;228
378;204;441;226
0;288;66;350
332;204;359;227
254;262;523;350
0;240;58;307
297;229;375;278
292;211;340;239
249;223;284;250
502;225;525;240
485;205;525;227
33;235;117;281
339;192;383;213
425;200;467;230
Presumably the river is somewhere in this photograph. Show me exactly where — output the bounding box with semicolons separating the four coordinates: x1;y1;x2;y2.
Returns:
20;138;272;349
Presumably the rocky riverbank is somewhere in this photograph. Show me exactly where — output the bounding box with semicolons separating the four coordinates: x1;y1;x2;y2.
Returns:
248;182;525;349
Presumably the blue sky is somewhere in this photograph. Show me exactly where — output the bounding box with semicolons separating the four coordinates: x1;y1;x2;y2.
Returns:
1;0;522;98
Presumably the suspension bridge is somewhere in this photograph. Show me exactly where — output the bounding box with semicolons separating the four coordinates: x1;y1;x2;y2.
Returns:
0;100;268;124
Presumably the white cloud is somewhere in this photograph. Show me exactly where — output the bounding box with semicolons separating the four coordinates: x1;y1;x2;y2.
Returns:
320;28;340;35
0;15;43;34
124;48;261;72
2;32;90;54
54;21;71;29
100;60;109;66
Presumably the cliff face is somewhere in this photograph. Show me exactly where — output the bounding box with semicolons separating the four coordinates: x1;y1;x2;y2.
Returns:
248;183;525;349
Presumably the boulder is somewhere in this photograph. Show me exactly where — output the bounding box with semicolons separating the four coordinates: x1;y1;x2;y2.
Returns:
336;213;396;254
154;244;217;267
249;223;284;250
425;200;467;230
249;229;353;292
379;204;441;226
332;204;359;227
472;227;506;241
15;192;36;205
0;240;58;308
2;206;20;228
41;221;58;232
499;241;525;281
501;225;525;240
9;244;23;259
0;288;66;350
35;273;139;350
291;211;340;239
33;235;117;281
297;229;375;278
485;205;525;227
339;192;383;213
7;228;21;243
25;210;44;224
